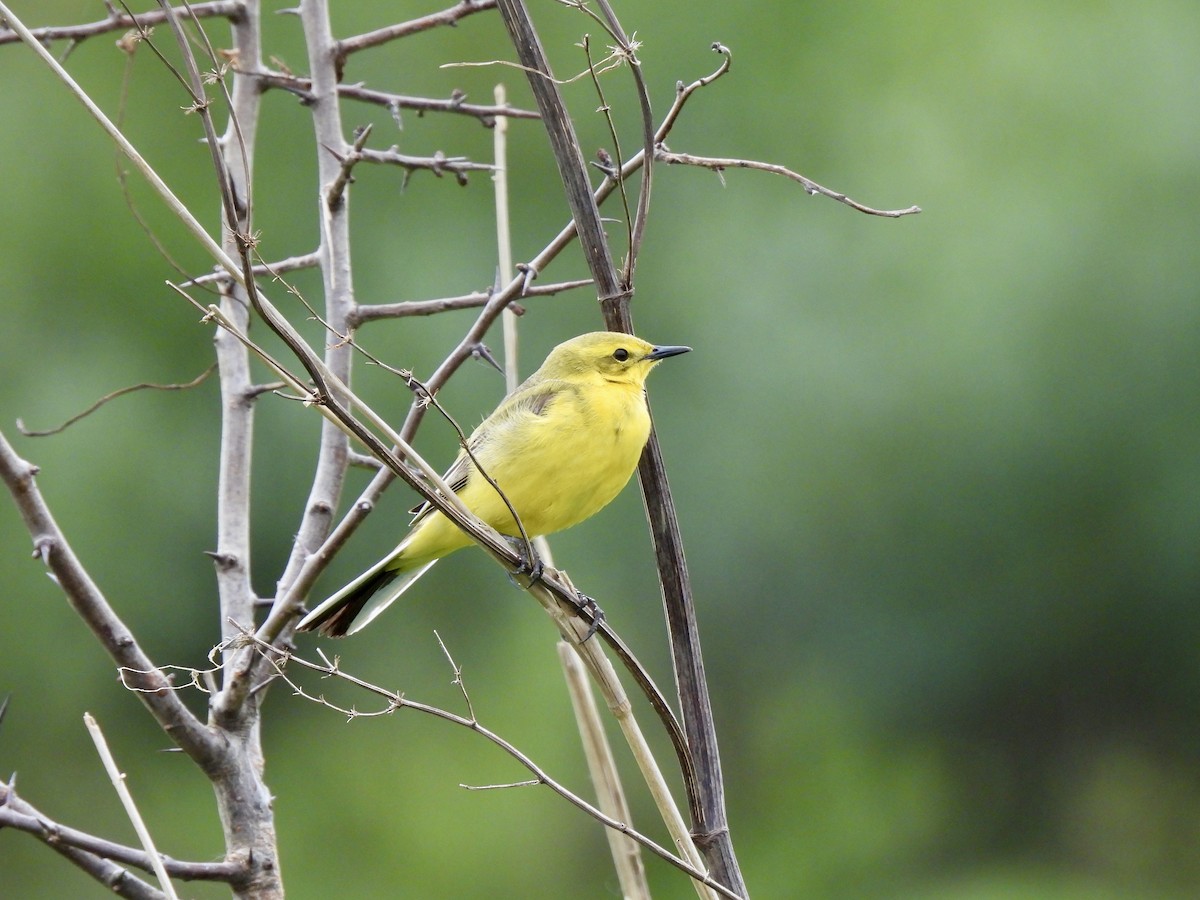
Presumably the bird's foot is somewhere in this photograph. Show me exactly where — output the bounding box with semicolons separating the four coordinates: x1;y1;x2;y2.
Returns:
574;591;605;642
504;536;545;588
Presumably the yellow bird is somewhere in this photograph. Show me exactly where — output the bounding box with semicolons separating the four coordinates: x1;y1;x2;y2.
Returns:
297;331;690;636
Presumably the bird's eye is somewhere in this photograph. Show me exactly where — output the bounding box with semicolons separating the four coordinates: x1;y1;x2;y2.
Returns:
613;348;630;362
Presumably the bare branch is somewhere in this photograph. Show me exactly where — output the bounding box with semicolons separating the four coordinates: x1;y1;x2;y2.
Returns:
325;122;375;209
435;630;477;724
347;450;383;470
461;778;542;790
579;34;635;267
186;250;321;288
0;783;244;886
0;0;241;49
652;43;920;220
655;42;733;149
16;366;216;437
334;0;499;73
356;145;494;183
0;430;219;766
656;147;922;218
248;70;540;127
351;278;592;323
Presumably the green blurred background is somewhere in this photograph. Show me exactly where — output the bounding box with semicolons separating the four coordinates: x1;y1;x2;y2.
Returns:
2;1;1198;897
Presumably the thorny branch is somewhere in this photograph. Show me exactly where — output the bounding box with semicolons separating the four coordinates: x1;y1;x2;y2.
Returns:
351;277;593;323
358;144;492;182
333;0;499;75
0;0;241;51
656;148;922;218
187;250;322;287
229;630;745;900
248;70;540;128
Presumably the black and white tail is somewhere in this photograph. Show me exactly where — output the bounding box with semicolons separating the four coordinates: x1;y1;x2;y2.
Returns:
297;552;437;637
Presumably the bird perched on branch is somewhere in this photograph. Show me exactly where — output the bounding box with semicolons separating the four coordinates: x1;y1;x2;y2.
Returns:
297;331;691;637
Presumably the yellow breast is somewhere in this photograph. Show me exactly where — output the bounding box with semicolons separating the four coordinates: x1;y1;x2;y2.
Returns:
464;377;650;539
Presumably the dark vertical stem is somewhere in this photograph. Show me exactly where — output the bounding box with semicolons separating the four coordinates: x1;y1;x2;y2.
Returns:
493;2;746;895
494;0;623;305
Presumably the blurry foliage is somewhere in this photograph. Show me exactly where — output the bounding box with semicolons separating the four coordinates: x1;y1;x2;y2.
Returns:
1;0;1199;897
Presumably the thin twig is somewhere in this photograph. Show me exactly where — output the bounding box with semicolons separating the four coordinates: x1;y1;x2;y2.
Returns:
656;148;922;218
83;714;179;900
334;0;499;72
441;41;633;86
580;34;634;265
435;630;477;724
16;366;216;437
461;778;541;790
494;0;624;311
351;278;591;323
186;250;321;287
657;42;732;142
357;145;493;181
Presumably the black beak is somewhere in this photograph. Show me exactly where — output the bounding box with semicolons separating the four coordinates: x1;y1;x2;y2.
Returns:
645;344;691;361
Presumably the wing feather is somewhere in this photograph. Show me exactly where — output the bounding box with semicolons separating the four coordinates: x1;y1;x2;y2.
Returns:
406;382;564;521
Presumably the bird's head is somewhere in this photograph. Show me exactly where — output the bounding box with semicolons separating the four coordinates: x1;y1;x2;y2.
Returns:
538;332;691;386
